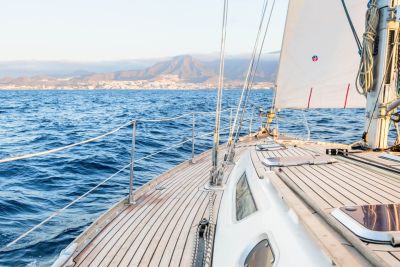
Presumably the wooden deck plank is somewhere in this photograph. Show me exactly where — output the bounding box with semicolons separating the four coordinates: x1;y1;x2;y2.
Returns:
252;158;368;266
105;161;210;266
74;157;209;266
160;192;210;267
282;167;334;209
296;165;362;207
74;160;205;265
325;164;400;203
91;160;208;266
139;189;207;266
67;137;255;267
336;162;400;192
66;137;400;267
131;190;206;267
310;165;383;204
375;251;400;266
390;251;400;262
176;191;213;267
356;152;400;169
294;165;354;206
170;148;242;267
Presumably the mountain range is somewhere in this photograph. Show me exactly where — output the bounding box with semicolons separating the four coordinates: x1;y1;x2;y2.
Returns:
0;53;279;89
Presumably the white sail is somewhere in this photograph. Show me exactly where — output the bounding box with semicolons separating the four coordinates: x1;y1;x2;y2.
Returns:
274;0;368;109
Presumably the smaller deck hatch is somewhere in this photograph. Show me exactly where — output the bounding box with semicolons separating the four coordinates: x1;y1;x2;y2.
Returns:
263;155;336;167
380;153;400;163
256;143;285;151
332;203;400;244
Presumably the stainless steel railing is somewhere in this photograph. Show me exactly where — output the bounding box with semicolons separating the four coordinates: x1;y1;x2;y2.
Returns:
0;107;257;251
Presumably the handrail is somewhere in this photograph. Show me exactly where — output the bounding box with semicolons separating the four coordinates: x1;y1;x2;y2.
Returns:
136;108;231;123
0;122;131;164
0;162;132;251
0;117;236;251
275;111;312;141
0;108;234;164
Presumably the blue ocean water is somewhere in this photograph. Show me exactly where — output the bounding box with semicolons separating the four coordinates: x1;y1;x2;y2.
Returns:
0;89;369;266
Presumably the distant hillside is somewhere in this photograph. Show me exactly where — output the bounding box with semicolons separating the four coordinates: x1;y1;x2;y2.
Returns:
0;59;158;78
81;54;278;83
0;53;278;89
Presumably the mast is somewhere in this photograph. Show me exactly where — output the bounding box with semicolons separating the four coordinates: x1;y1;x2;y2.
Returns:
364;0;400;149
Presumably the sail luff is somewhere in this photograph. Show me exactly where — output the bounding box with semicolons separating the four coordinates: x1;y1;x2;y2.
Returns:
271;0;291;110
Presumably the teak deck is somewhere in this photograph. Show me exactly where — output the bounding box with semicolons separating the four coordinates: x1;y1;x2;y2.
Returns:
61;135;400;267
62;142;251;267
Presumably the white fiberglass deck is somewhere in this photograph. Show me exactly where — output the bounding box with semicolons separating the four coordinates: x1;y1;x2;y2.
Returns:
252;139;400;266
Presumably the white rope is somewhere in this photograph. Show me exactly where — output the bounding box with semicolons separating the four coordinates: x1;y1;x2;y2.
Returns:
356;0;379;95
365;29;400;134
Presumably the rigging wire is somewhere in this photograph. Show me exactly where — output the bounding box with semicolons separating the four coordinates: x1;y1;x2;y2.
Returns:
230;0;277;149
228;0;268;149
340;0;362;53
211;0;229;182
225;0;270;160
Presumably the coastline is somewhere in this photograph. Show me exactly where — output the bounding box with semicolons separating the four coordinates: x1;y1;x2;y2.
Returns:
0;87;272;91
0;83;273;91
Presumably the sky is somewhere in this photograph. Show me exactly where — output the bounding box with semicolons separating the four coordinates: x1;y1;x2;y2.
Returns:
0;0;288;61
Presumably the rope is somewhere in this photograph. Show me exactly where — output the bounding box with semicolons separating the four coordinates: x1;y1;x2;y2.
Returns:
0;109;233;164
365;29;399;135
340;0;362;53
356;0;379;95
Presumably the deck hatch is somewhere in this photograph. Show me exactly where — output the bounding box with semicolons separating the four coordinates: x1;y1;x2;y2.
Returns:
332;204;400;244
256;142;285;151
262;155;336;167
380;153;400;163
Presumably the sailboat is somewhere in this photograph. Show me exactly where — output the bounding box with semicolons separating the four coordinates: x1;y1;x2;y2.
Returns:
46;0;400;266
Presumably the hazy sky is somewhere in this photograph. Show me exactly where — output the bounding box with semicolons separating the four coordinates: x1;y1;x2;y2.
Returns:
0;0;288;61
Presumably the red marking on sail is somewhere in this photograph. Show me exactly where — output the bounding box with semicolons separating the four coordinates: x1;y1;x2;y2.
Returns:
307;88;313;109
344;83;350;108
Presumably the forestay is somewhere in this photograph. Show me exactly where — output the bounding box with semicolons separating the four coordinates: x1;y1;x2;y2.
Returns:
274;0;368;109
